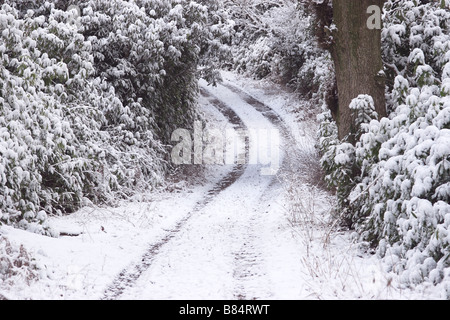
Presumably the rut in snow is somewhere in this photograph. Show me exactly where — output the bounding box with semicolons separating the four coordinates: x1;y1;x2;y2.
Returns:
216;82;299;300
102;81;299;300
101;87;249;300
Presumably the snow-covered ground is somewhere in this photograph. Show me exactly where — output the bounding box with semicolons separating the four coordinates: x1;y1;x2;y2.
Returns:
0;72;445;300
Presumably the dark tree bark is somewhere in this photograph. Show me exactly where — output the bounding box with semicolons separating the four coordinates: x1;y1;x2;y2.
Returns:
330;0;387;141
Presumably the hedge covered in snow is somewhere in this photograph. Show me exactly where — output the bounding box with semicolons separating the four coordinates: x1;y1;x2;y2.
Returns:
318;0;450;292
0;0;230;234
224;0;334;108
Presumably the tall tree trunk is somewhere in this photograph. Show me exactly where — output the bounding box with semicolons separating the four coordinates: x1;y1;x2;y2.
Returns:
331;0;387;141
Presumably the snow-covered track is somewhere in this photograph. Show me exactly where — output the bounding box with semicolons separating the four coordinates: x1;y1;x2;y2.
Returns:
102;79;305;300
207;82;297;300
101;87;249;300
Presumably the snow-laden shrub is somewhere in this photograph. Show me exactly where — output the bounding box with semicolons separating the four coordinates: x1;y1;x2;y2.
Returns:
0;3;114;234
0;0;230;234
0;236;40;286
383;0;450;111
350;71;450;289
318;1;450;292
81;0;232;143
318;95;379;225
225;0;334;106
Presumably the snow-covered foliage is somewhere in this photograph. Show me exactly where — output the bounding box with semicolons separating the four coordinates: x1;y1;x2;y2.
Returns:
224;0;334;106
318;0;450;293
383;0;450;111
0;236;40;286
0;2;110;234
81;0;233;141
318;95;379;215
0;0;230;234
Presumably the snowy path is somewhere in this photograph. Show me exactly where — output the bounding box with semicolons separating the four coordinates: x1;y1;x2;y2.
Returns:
2;73;439;300
102;80;305;300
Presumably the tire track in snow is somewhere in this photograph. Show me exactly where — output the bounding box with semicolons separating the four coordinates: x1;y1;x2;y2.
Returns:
218;82;299;300
200;83;275;300
101;88;249;300
201;84;277;300
221;82;295;149
221;81;302;180
200;81;300;300
232;211;269;300
102;80;300;300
